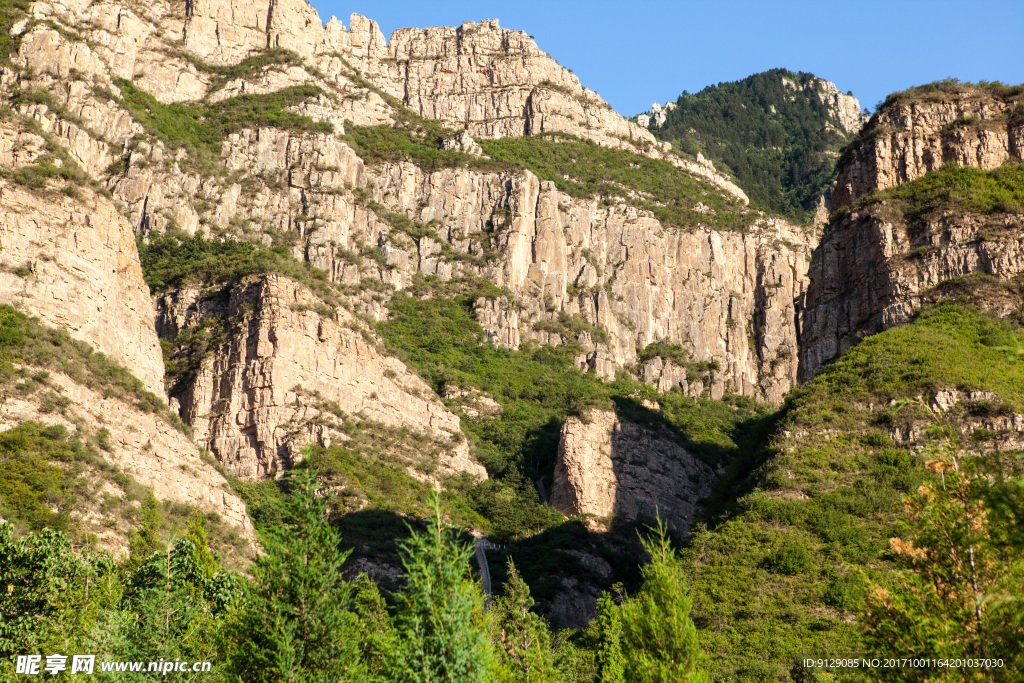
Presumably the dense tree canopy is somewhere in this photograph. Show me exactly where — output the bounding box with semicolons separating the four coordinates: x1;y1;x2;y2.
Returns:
646;68;862;223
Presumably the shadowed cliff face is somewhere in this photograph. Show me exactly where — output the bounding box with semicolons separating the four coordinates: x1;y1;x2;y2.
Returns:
801;86;1024;381
549;406;715;536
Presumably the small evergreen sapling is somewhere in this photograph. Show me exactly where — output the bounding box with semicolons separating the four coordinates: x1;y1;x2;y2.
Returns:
222;469;363;682
490;558;556;681
619;521;709;683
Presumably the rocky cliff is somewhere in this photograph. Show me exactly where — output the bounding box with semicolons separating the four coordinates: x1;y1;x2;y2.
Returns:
832;84;1023;209
801;85;1024;379
550;408;715;534
0;120;165;396
0;110;253;552
157;274;484;480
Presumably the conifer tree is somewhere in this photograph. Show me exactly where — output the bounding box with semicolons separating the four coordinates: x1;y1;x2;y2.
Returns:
222;469;362;682
595;591;625;683
386;493;499;682
491;558;556;681
353;573;396;680
619;521;709;683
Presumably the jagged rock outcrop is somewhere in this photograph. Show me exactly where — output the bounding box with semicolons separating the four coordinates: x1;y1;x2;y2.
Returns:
794;77;866;136
158;274;485;480
833;86;1024;209
636;101;675;129
179;0;750;199
889;389;1024;452
550;408;716;534
0;125;165;396
801;87;1024;380
118;118;809;404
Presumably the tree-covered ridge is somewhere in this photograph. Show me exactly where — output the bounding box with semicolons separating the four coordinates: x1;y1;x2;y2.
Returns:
641;68;862;223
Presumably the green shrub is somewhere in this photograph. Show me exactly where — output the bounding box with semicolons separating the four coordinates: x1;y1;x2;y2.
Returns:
137;230;339;305
763;541;812;575
0;0;30;60
12;159;77;189
822;572;865;612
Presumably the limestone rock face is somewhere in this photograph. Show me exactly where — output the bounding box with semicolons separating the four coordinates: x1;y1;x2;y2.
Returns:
550;409;716;534
800;210;1024;379
811;78;866;136
0;142;165;396
161;275;485;480
833;88;1024;209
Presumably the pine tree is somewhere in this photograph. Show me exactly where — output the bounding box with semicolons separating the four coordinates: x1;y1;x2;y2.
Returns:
386;493;499;682
491;558;556;681
595;591;625;683
222;469;362;682
353;573;396;680
619;521;709;683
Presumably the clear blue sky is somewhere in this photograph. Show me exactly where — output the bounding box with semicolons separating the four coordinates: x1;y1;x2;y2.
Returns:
310;0;1024;118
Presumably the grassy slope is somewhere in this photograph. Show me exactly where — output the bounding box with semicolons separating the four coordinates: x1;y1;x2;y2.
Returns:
685;305;1024;681
840;163;1024;228
345;124;757;232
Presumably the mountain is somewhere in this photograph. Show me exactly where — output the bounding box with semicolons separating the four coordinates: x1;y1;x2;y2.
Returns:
0;0;811;610
636;68;867;223
1;0;1023;678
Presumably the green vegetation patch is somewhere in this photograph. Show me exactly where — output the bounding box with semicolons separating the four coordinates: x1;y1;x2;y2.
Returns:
684;304;1024;680
137;229;339;304
645;68;859;223
344;121;480;172
0;422;88;533
843;163;1024;229
114;78;331;170
345;103;754;232
0;0;30;61
876;78;1023;110
637;340;721;385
